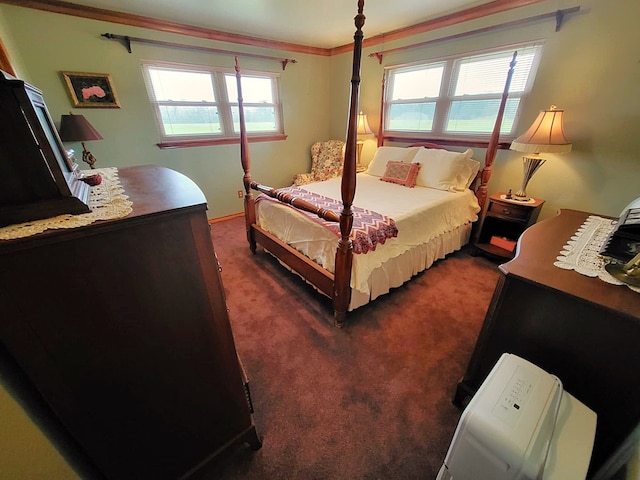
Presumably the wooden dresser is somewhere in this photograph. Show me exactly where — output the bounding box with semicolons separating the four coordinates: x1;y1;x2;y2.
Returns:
0;165;261;479
455;209;640;478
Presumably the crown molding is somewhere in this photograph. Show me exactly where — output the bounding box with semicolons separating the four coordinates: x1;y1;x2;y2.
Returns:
330;0;547;55
0;0;331;55
1;0;547;57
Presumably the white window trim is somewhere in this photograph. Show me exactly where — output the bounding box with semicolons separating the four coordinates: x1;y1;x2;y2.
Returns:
383;41;544;143
141;60;284;147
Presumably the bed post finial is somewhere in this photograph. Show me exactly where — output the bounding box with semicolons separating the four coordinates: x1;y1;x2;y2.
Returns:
356;0;365;21
476;51;517;211
235;56;250;182
235;56;257;251
334;0;366;327
377;72;385;148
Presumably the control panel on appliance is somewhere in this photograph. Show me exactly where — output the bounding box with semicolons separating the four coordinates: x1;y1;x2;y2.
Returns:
491;365;538;428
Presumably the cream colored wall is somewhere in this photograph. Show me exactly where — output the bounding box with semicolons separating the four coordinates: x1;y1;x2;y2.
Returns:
0;8;27;79
0;5;332;220
0;0;639;477
628;448;640;480
330;0;640;221
0;382;80;479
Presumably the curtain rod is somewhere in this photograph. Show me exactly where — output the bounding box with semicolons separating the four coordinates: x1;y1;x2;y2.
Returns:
369;6;580;64
101;33;298;70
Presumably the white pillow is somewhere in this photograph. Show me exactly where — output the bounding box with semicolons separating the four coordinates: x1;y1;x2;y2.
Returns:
366;146;421;177
461;158;481;189
413;148;475;191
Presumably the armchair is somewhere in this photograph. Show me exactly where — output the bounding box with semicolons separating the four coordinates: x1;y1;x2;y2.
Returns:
293;139;345;186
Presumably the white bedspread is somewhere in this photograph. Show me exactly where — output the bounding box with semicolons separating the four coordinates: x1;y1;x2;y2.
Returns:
256;173;480;295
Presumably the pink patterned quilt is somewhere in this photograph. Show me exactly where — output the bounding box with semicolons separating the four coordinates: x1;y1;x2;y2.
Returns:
256;186;398;254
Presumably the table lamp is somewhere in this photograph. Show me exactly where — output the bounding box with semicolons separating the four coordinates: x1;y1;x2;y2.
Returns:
356;111;373;170
59;112;103;169
509;105;571;201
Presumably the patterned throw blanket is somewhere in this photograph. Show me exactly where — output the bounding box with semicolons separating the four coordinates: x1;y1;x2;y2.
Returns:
256;186;398;254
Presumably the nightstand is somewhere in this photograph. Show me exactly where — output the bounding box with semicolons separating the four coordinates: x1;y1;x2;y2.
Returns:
474;192;544;260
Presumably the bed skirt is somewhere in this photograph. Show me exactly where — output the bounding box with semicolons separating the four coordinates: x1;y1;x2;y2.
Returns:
349;222;472;309
264;222;473;311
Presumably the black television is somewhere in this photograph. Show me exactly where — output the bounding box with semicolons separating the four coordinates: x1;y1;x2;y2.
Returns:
0;70;90;228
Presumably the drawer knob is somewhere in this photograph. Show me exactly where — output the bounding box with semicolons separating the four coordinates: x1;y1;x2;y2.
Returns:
502;208;511;215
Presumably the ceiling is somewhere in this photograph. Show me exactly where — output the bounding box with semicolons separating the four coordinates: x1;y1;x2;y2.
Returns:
59;0;492;49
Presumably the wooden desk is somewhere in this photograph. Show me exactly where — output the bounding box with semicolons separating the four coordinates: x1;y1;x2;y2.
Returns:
455;209;640;478
0;166;261;479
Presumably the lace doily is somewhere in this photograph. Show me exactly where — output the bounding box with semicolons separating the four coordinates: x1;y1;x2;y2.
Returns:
0;167;133;241
554;215;640;293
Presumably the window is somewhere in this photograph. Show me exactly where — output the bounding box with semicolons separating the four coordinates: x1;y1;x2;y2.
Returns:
384;43;543;141
142;62;283;147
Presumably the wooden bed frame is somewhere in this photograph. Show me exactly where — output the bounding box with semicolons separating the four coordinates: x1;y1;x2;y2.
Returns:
235;0;516;327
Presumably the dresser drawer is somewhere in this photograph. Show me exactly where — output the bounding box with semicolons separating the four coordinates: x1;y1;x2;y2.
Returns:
488;201;530;220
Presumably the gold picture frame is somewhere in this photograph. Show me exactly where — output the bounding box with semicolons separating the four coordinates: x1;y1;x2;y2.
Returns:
61;71;120;108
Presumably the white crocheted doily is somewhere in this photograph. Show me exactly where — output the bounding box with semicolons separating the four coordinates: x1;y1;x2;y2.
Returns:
0;167;133;241
554;215;639;293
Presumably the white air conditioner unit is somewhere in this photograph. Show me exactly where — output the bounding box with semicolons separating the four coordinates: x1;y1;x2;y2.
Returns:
437;353;597;480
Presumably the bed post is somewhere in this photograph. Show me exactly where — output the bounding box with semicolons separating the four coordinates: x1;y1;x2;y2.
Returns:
476;51;517;210
235;57;257;253
377;72;385;147
333;0;366;328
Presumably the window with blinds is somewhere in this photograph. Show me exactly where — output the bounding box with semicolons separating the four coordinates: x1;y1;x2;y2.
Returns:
384;43;544;141
141;61;283;147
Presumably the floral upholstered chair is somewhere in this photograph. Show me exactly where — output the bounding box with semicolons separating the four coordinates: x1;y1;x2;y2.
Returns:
293;139;346;186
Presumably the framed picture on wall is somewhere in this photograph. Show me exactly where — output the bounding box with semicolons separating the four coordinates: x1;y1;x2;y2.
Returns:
61;71;120;108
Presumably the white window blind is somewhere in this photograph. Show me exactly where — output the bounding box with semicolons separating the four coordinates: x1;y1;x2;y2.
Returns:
142;61;283;145
385;43;543;141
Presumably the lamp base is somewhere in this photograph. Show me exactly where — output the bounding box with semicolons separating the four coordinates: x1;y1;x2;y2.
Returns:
605;252;640;287
511;194;533;202
82;142;97;169
499;194;536;204
605;263;640;287
356;140;364;170
513;156;546;202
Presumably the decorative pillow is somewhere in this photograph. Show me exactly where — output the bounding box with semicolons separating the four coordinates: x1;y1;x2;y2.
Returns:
381;161;421;188
366;146;421;177
413;148;475;191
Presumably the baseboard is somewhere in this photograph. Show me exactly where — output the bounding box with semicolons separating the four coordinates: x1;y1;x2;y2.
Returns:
208;212;244;225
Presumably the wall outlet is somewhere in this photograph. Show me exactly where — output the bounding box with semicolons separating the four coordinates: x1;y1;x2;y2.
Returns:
237;190;243;198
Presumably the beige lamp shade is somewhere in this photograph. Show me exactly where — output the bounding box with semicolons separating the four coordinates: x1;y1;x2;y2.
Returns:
355;111;373;169
356;111;373;136
510;105;572;154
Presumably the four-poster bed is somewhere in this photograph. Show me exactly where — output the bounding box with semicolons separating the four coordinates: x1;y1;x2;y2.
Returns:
235;0;516;327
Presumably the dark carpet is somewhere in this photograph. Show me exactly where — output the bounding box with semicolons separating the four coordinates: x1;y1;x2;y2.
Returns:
206;216;500;479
